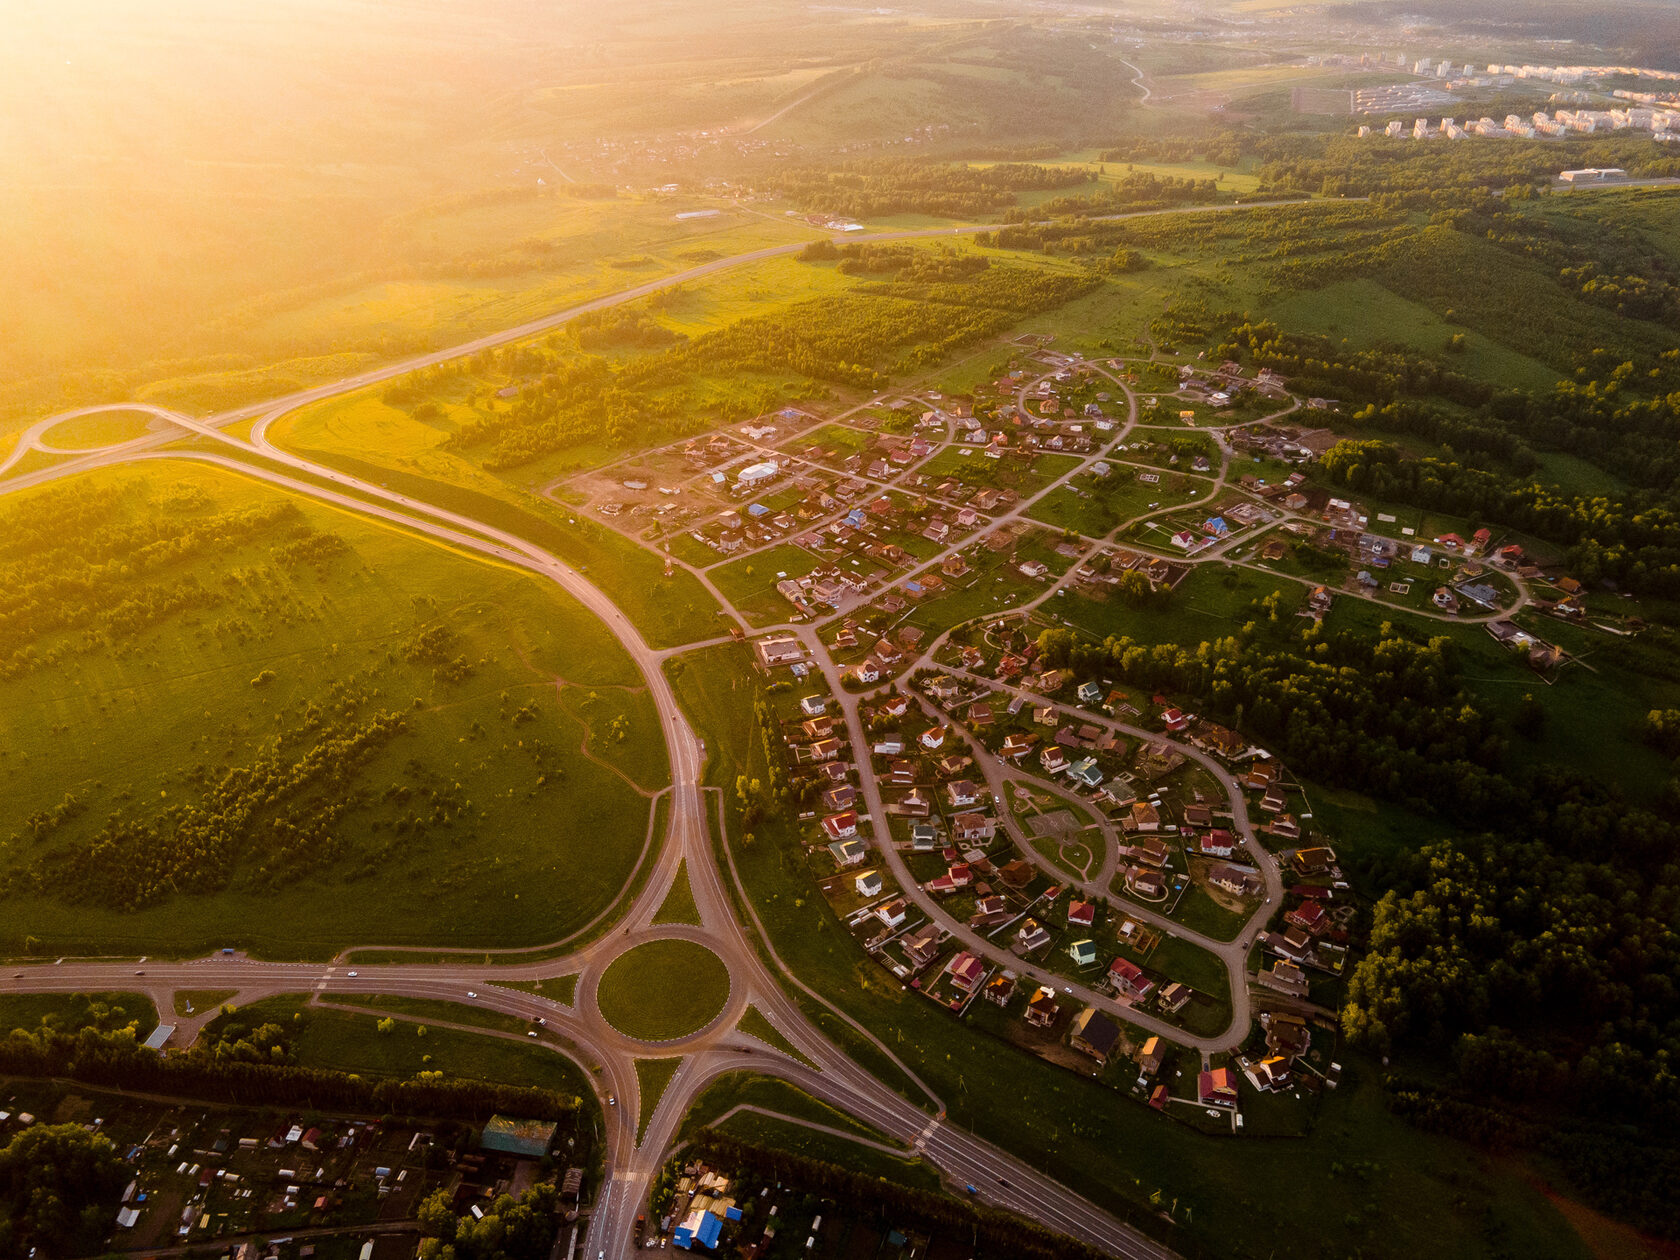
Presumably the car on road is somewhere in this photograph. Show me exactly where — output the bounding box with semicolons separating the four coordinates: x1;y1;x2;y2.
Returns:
527;1030;538;1037
347;971;358;977
607;1095;617;1106
467;990;478;998
134;970;144;975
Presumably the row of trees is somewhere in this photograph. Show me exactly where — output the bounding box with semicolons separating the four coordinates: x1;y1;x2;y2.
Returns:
0;1022;580;1121
768;159;1093;220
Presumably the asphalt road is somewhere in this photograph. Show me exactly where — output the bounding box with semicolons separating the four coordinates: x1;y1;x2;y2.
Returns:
0;195;1363;1258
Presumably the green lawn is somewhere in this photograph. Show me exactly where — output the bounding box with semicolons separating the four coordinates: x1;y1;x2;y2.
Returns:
334;994;537;1037
596;939;731;1041
636;1057;682;1143
708;544;822;625
653;860;702;926
173;989;237;1017
1059;565;1302;647
735;1004;817;1068
0;462;660;959
503;974;579;1005
275;441;727;649
0;991;157;1040
678;1071;902;1148
203;995;592;1101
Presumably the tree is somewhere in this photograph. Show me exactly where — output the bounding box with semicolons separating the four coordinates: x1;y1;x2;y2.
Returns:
0;1123;126;1256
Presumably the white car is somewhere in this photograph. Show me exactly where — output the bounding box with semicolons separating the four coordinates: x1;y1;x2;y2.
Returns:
467;990;478;998
347;971;358;977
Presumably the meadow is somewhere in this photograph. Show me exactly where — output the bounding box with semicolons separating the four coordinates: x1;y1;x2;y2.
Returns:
0;461;664;959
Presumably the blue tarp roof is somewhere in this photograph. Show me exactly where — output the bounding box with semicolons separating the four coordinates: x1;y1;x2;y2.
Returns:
696;1212;722;1248
747;502;769;517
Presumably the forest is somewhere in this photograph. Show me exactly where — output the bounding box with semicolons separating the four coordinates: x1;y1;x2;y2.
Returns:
766;159;1094;219
448;255;1095;470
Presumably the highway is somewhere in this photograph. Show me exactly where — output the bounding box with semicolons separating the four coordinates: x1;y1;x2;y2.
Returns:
0;195;1360;1257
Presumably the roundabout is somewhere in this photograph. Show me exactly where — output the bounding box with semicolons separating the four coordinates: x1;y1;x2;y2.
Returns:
594;937;732;1043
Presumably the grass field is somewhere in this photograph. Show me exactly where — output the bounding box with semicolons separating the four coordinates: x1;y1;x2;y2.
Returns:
635;1057;682;1143
263;432;727;649
0;462;661;958
334;995;536;1037
735;1004;817;1069
596;940;731;1041
666;640;1587;1260
173;990;237;1017
203;995;591;1100
0;991;157;1040
653;861;702;926
504;975;579;1005
678;1071;905;1150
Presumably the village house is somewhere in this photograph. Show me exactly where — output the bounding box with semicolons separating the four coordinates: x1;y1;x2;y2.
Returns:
946;780;982;808
821;811;859;841
984;973;1016;1006
1200;828;1236;858
1068;938;1098;968
1256;960;1309;998
1137;1036;1165;1076
1159;707;1190;733
872;733;904;757
1067;899;1097;929
952;813;995;843
854;869;884;898
1108;957;1157;1002
875;898;909;929
1016;918;1052;953
1070;1008;1122;1064
919;725;949;752
1067;757;1104;788
822;784;856;812
1130;836;1169;867
1159;982;1192;1014
1198;1067;1239;1106
1126;866;1167;899
946;951;986;993
1025;987;1060;1028
755;635;806;668
1286;900;1329;935
1130;802;1161;833
828;838;866;868
903;922;943;968
998;858;1034;888
1209;863;1261;898
1000;732;1036;760
1040;745;1069;774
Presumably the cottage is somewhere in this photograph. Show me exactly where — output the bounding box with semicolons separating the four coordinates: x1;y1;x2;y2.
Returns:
822;784;856;813
1016;918;1052;952
946;780;982;808
854;869;884;898
1198;1067;1239;1106
1068;938;1098;968
1159;707;1190;732
1130;802;1161;833
852;659;882;685
1000;733;1035;760
952;813;995;843
998;858;1034;888
903;922;943;968
1070;1008;1122;1063
984;973;1016;1007
754;635;806;668
1208;863;1261;898
821;811;859;841
1108;957;1156;1001
828;838;866;868
1077;680;1103;704
1200;828;1236;858
1256;960;1309;997
1025;987;1060;1028
1130;836;1169;867
910;822;940;850
1137;1036;1165;1076
875;898;909;929
1126;866;1166;899
800;695;828;717
1040;746;1069;774
1286;900;1329;935
1067;757;1104;789
1159;981;1192;1013
1067;899;1097;929
946;952;986;993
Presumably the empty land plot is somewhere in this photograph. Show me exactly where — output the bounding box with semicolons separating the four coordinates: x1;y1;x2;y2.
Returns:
0;462;660;958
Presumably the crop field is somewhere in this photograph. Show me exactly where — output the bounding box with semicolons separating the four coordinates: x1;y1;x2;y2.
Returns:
0;462;663;958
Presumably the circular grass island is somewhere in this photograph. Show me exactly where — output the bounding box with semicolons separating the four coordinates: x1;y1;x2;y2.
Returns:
595;939;730;1042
